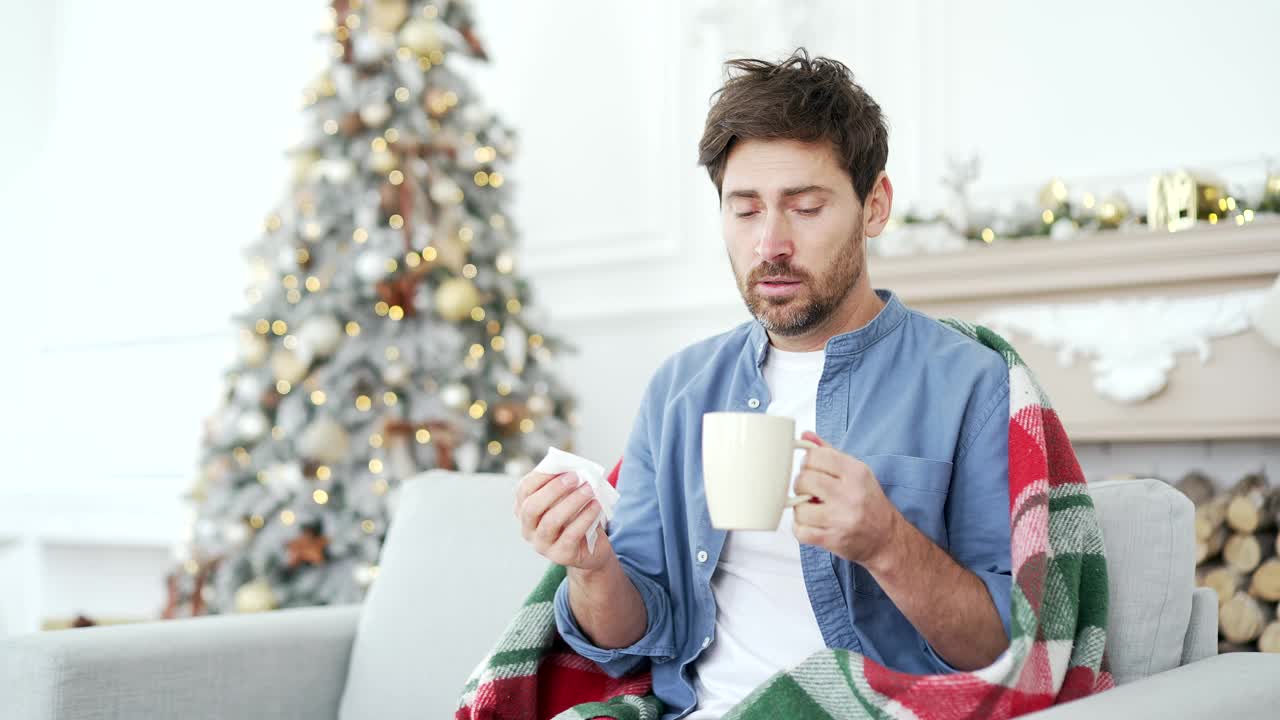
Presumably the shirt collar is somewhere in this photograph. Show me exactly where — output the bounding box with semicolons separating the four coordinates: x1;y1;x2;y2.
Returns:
748;289;907;367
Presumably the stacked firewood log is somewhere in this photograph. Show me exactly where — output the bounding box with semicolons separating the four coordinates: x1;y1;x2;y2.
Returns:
1176;471;1280;653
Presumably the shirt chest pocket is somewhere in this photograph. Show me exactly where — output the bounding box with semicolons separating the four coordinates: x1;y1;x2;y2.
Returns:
851;454;953;597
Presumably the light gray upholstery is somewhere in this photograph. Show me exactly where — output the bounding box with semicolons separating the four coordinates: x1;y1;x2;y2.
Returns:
1084;478;1196;684
4;471;1278;719
1022;652;1280;719
1;604;358;720
1181;586;1219;666
337;470;548;719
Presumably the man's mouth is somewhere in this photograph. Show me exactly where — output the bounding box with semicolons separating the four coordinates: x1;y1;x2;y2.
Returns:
754;277;802;297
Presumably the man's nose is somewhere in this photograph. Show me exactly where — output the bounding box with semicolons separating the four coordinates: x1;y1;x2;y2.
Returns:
756;210;793;262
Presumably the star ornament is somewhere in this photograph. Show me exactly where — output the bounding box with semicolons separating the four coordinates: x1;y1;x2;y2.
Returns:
286;527;330;568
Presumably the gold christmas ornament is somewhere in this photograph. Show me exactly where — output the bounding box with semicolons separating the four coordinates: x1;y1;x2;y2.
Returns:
424;88;451;117
270;349;308;385
297;414;351;464
369;148;398;174
432;230;468;271
239;333;269;366
399;17;442;57
234;577;278;613
369;0;409;32
1147;169;1226;232
1096;193;1130;229
291;150;320;184
1038;178;1069;210
434;277;480;322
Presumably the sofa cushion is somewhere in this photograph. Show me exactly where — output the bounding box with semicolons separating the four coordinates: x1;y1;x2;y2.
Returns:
339;470;550;720
1087;478;1196;684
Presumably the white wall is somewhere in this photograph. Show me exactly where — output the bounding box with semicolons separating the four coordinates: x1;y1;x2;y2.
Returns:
0;0;324;630
2;0;1278;626
470;0;1280;460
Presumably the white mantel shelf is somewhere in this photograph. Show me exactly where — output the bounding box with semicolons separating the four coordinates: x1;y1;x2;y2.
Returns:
870;220;1280;443
876;219;1280;304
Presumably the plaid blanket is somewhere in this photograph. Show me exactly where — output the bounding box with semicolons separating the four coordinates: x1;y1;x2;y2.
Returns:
458;322;1114;719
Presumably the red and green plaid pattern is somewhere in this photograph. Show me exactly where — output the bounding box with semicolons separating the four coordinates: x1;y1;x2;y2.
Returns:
457;322;1114;719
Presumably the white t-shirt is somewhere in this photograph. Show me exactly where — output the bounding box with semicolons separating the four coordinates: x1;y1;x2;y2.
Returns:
688;346;830;719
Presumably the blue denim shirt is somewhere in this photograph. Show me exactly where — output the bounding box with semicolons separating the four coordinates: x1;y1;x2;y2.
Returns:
554;290;1012;720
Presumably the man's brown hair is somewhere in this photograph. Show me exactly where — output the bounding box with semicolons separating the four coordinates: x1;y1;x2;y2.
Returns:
698;47;889;204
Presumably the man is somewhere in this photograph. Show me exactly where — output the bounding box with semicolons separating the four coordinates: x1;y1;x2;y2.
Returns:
514;49;1012;720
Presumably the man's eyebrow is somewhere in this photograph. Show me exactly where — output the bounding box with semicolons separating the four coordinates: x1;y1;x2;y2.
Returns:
724;185;832;201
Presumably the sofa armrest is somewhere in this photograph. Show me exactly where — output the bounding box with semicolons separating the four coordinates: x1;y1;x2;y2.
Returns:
1022;652;1280;719
1181;586;1218;665
0;604;360;720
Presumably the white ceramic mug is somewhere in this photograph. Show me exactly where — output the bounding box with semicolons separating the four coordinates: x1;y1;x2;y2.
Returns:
702;411;818;530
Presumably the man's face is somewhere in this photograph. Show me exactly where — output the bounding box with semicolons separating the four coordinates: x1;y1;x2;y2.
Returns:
721;138;865;337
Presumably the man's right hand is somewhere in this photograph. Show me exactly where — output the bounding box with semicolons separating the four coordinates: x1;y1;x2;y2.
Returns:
515;471;613;572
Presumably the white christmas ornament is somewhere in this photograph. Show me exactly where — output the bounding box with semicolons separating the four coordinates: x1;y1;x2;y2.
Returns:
356;250;390;283
354;563;379;587
298;315;343;360
440;382;470;409
352;29;394;63
359;102;392;128
527;394;554;416
503;324;528;373
222;522;250;547
276;246;299;272
237;411;269;442
316;159;355;184
234;373;264;402
383;362;410;387
429;176;462;205
455;442;481;473
1050;218;1078;241
297;415;351;464
461;103;492;128
264;462;304;497
234;578;278;613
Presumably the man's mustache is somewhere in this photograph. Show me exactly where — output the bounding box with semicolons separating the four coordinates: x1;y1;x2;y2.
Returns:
747;262;810;286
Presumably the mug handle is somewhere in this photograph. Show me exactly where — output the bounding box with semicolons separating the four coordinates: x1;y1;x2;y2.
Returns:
786;438;820;506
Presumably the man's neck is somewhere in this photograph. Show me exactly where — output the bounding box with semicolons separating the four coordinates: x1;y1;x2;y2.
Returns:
766;279;884;353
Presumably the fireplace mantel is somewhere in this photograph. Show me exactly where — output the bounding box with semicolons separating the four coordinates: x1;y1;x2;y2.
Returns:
873;220;1280;442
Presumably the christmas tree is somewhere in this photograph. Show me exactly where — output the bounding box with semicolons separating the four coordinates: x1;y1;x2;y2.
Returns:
165;0;576;616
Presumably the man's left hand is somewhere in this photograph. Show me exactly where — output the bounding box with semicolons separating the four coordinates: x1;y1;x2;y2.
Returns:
792;431;902;568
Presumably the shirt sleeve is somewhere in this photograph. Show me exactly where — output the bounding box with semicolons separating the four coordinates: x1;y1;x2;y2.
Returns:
923;368;1013;673
553;369;677;677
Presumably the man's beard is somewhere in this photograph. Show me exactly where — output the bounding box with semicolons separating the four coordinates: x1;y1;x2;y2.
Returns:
734;229;863;337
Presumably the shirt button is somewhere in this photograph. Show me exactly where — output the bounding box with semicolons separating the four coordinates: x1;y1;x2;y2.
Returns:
747;398;760;409
696;550;708;563
702;636;712;649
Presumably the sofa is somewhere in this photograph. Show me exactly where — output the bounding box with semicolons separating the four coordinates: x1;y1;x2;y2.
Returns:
4;471;1279;719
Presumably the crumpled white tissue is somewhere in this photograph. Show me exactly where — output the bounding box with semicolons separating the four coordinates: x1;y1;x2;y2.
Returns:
533;447;620;554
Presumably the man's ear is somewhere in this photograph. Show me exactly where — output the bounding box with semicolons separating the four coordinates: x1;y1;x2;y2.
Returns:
862;172;894;238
